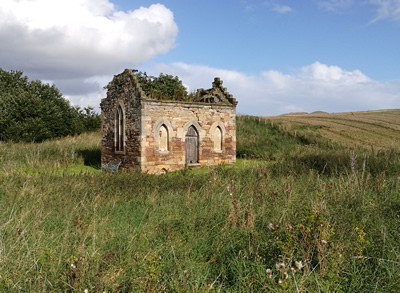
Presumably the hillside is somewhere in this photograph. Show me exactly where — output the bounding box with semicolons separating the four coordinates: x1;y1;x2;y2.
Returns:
1;113;400;292
264;109;400;150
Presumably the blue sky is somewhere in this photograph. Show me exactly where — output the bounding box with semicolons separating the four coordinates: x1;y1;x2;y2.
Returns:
1;0;400;115
135;0;400;80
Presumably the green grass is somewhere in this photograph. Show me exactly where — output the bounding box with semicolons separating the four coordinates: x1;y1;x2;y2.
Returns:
236;115;338;161
1;115;400;292
0;131;101;176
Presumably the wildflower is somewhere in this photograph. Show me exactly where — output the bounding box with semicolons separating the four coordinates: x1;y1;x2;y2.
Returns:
84;289;89;293
278;278;283;284
321;239;328;245
70;263;76;269
294;261;303;270
276;262;285;271
266;268;272;278
291;267;296;273
268;223;275;230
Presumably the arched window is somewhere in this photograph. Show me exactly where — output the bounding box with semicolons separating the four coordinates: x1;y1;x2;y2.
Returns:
210;122;225;153
214;126;222;151
153;118;173;154
159;124;169;151
115;105;124;152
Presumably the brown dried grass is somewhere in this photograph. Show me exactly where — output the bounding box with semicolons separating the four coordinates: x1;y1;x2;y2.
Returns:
264;109;400;150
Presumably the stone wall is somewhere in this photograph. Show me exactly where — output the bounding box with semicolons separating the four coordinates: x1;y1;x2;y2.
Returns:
100;69;143;170
101;69;237;174
140;100;236;174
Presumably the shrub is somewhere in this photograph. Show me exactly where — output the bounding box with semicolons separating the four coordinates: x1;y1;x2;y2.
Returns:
134;71;188;101
0;69;100;142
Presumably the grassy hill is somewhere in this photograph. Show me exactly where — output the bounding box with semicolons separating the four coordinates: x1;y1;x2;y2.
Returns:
264;109;400;150
1;111;400;292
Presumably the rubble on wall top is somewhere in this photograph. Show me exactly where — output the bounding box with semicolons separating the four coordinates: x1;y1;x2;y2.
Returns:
104;69;238;106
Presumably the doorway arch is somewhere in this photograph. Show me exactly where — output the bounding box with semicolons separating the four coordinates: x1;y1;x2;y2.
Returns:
185;125;199;164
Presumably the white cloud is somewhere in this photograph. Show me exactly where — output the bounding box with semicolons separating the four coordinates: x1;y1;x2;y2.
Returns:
65;89;107;111
370;0;400;22
317;0;355;12
0;0;178;101
264;1;294;14
150;62;400;116
300;62;370;83
317;0;400;22
271;4;293;14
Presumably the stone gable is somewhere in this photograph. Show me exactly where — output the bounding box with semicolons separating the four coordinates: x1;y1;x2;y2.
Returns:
101;69;237;174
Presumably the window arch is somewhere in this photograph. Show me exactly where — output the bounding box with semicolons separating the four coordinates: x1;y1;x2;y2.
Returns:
115;104;125;152
153;118;173;153
159;124;169;151
214;126;223;151
210;121;226;152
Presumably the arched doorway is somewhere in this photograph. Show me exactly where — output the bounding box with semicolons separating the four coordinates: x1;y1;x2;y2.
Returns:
185;125;199;164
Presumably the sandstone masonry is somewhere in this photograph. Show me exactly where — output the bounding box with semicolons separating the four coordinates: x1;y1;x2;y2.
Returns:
101;69;238;174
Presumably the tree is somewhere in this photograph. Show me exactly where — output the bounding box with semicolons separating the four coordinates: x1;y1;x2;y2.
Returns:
0;69;100;142
135;71;189;101
73;106;101;133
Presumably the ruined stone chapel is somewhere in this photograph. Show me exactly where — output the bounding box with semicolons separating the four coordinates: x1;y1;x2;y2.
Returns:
101;69;238;174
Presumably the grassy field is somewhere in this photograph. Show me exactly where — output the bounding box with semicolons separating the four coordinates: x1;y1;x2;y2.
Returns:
1;112;400;292
263;109;400;150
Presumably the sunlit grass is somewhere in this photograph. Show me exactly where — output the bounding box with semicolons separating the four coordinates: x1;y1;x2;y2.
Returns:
0;131;100;175
264;109;400;150
1;114;400;292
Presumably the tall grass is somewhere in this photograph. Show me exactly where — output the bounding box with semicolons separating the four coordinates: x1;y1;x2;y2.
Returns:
236;115;337;160
1;118;400;292
0;131;101;175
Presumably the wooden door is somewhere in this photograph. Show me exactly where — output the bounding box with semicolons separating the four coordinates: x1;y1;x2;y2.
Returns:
185;126;198;164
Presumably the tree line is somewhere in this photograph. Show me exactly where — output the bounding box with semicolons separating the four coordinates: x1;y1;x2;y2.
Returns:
0;68;100;142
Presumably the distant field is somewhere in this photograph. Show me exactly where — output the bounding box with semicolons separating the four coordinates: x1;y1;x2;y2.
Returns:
263;109;400;150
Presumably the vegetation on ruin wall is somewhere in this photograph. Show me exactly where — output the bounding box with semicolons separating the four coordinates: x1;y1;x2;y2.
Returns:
135;71;202;102
0;68;100;142
1;113;400;292
135;71;188;101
